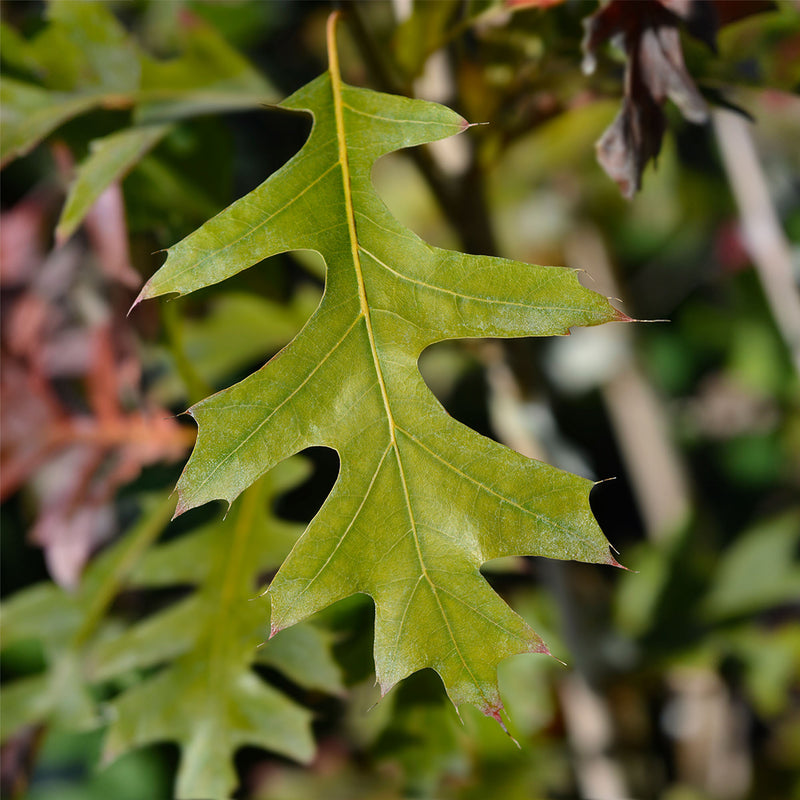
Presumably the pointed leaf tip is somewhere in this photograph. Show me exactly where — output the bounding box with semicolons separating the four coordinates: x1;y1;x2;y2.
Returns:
606;552;627;570
129;280;158;315
551;652;568;668
530;639;550;655
172;496;189;520
481;701;520;745
378;678;397;700
127;294;144;317
613;307;635;323
484;701;504;724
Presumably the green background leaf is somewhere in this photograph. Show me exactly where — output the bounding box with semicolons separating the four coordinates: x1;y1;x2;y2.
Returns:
95;461;326;800
56;124;172;243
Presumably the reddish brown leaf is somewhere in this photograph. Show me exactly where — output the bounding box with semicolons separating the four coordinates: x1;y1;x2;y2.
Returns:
83;183;141;290
596;92;666;200
0;359;63;500
583;0;712;197
29;447;117;588
712;0;775;28
1;185;190;586
0;192;51;287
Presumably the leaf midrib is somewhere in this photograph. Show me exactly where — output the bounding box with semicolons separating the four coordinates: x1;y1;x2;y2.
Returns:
204;480;260;735
329;16;429;584
328;14;491;705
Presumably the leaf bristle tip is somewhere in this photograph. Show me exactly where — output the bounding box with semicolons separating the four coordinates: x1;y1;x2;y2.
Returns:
593;475;617;488
483;703;519;745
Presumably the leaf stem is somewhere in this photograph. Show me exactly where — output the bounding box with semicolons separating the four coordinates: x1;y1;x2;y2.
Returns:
162;301;213;405
73;494;176;649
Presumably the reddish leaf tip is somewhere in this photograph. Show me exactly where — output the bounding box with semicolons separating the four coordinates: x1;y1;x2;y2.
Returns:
483;699;505;725
127;286;150;317
126;301;140;318
171;494;189;520
606;552;628;570
551;652;569;668
530;639;551;656
481;701;520;746
535;639;567;665
378;677;399;700
613;307;635;323
611;306;670;325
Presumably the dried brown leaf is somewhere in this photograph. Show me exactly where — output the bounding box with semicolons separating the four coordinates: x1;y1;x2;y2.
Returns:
583;0;712;196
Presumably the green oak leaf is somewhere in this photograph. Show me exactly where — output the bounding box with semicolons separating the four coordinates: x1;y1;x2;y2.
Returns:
137;14;624;723
94;461;322;800
1;464;325;800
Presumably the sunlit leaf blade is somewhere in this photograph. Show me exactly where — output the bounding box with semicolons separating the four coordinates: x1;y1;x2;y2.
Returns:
56;124;172;243
138;14;623;721
95;462;323;800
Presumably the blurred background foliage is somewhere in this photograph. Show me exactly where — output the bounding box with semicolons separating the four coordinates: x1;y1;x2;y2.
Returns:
1;1;799;799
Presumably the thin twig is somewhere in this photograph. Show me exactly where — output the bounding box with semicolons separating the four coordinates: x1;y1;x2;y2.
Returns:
713;108;800;375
